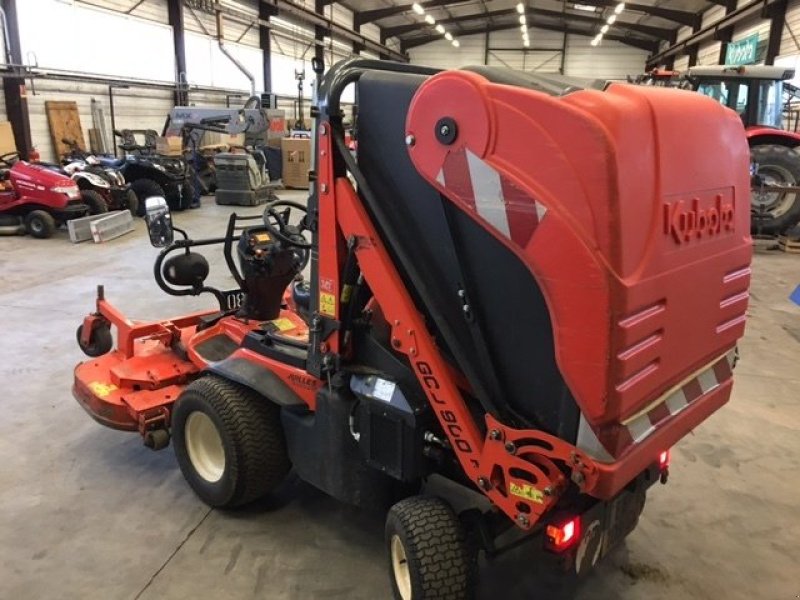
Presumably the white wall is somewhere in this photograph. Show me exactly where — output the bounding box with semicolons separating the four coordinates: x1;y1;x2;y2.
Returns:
17;0;175;81
408;28;649;80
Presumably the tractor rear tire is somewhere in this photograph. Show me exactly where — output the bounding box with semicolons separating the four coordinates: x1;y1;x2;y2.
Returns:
123;189;139;217
385;496;478;600
82;190;108;215
751;144;800;235
172;375;290;508
24;210;56;239
130;178;165;217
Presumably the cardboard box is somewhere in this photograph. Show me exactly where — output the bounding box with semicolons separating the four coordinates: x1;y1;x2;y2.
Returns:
156;135;183;156
281;137;311;189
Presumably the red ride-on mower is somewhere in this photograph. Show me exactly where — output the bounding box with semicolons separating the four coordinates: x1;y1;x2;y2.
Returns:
73;59;751;598
0;151;88;238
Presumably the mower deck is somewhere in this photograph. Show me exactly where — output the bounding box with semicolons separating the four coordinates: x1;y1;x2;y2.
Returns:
73;288;312;437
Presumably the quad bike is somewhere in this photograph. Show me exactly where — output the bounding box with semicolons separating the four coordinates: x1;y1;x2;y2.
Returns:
73;59;752;598
54;139;138;216
94;129;195;216
0;151;88;238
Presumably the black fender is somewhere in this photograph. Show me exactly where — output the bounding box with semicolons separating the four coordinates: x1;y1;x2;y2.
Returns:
203;356;306;407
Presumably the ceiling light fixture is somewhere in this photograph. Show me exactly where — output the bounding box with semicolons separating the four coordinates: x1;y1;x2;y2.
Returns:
424;14;434;24
435;24;445;33
445;32;453;40
452;39;460;47
516;3;525;13
600;24;609;33
615;2;625;14
607;14;616;24
412;2;424;15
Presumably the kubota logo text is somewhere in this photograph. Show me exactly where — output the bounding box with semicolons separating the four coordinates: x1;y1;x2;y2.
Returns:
663;193;735;244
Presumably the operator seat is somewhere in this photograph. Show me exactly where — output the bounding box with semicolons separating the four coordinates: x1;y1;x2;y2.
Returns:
355;69;581;440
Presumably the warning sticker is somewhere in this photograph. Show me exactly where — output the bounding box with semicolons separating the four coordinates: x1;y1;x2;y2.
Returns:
270;317;295;332
88;381;118;398
320;292;336;317
509;482;545;504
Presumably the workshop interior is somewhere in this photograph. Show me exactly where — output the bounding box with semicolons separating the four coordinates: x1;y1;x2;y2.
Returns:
0;1;798;599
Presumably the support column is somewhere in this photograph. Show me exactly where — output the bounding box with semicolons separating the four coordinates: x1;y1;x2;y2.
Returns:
1;0;32;159
314;0;325;65
765;0;788;65
167;0;188;105
687;45;698;67
259;2;277;92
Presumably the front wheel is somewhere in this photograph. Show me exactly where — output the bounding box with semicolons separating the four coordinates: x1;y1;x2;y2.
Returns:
385;496;478;600
751;144;800;235
172;375;291;508
82;190;109;215
24;210;56;238
122;189;139;217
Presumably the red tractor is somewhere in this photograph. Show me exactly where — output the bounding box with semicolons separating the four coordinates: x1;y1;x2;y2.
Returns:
73;59;750;598
0;151;88;238
686;65;800;235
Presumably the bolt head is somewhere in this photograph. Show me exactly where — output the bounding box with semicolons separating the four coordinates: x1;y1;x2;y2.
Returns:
405;134;415;147
477;477;491;490
504;442;516;455
516;514;529;527
439;124;450;136
489;429;501;440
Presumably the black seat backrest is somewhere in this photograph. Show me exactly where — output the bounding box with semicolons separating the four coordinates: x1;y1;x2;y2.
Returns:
356;70;579;439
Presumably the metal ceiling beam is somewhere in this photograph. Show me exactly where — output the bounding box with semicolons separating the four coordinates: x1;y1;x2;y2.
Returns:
552;0;700;28
357;0;698;28
256;1;407;61
355;0;470;26
646;0;774;67
384;6;674;41
401;18;659;52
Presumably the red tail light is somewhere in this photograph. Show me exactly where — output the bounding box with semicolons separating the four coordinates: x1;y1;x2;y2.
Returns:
545;516;580;552
658;449;670;470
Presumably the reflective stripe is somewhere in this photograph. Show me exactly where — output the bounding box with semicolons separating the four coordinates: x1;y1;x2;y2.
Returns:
579;347;736;461
466;149;511;238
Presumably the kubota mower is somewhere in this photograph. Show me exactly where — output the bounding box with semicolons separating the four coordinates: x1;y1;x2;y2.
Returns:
73;59;751;598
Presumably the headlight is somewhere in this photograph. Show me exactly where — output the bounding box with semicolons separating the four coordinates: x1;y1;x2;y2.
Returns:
153;164;166;172
52;186;81;199
106;170;124;185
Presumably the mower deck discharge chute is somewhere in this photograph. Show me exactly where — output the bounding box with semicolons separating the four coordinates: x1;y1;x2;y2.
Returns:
73;59;751;598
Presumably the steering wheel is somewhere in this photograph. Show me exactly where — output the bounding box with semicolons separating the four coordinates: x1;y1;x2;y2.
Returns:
263;200;311;249
0;151;20;167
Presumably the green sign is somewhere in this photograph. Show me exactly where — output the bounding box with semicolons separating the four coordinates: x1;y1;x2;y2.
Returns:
725;33;759;66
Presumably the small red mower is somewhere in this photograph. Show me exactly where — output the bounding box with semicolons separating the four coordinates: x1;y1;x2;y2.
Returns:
0;151;88;238
74;59;751;598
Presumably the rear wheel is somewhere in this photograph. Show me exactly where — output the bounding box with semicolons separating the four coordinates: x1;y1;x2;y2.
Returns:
24;210;56;238
130;178;165;217
82;190;108;215
751;144;800;235
385;496;477;600
172;375;291;508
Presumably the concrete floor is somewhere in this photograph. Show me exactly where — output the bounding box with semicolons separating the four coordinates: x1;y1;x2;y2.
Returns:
0;195;797;599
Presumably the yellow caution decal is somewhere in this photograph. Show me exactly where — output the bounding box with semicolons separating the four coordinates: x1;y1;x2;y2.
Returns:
320;292;336;317
509;482;545;504
270;317;296;332
88;381;118;398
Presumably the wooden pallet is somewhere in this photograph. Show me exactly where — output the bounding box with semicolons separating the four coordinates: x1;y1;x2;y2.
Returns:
778;235;800;254
45;101;85;159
